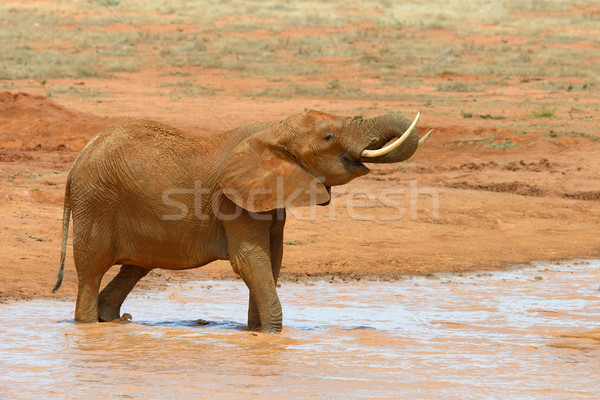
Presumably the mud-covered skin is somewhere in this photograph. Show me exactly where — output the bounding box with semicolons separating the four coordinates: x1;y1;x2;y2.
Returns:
54;111;426;332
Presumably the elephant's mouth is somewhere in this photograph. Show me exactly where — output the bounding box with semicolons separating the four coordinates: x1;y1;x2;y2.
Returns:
343;153;369;173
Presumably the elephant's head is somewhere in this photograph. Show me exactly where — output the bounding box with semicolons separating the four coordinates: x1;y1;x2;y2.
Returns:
218;110;432;212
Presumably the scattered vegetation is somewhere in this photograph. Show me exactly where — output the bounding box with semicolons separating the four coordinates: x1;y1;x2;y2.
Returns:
160;70;192;77
531;107;555;118
46;86;103;98
159;81;220;96
462;111;506;120
454;135;495;146
485;139;516;149
245;82;371;99
10;233;52;242
0;0;597;82
546;131;600;143
438;81;472;92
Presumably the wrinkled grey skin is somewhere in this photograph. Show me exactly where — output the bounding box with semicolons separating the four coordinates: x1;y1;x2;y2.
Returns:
53;110;424;332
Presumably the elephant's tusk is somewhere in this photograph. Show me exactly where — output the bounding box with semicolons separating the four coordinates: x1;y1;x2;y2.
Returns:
418;129;433;148
360;112;420;158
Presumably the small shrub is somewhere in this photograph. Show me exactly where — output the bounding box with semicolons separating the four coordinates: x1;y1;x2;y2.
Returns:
485;139;516;149
546;131;599;143
46;87;103;98
531;107;555;118
437;81;471;92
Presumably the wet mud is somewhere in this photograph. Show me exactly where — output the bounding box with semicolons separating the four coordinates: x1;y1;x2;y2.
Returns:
1;261;598;399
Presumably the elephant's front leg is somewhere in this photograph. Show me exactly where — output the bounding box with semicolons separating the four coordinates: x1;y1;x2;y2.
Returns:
248;212;285;330
247;293;261;331
235;244;282;332
225;214;282;333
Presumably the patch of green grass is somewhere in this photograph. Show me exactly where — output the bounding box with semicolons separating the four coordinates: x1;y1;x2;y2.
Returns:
28;171;63;179
485;139;516;149
531;107;555;118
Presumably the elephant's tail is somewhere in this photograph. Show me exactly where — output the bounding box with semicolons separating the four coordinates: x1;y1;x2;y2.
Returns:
52;174;72;293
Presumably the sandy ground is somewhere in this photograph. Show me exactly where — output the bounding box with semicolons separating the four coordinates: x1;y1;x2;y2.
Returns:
1;2;599;300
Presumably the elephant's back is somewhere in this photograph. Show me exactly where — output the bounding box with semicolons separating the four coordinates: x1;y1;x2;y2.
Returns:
77;119;201;161
72;119;209;177
68;119;216;213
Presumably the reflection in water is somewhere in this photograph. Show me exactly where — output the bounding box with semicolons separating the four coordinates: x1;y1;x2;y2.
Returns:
1;261;599;399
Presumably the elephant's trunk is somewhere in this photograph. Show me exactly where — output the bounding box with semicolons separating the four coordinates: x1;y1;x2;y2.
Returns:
356;114;421;164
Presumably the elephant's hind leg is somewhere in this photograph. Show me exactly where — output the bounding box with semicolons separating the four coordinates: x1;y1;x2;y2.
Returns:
74;264;111;323
73;238;115;323
98;264;150;322
75;274;103;323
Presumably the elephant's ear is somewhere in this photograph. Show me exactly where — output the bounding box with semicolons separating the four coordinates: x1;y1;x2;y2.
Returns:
218;129;330;213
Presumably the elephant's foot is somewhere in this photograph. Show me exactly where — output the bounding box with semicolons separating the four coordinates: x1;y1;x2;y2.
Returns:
74;315;98;323
247;321;261;331
247;296;261;331
257;325;282;334
98;303;121;322
247;316;282;333
246;300;282;332
246;324;282;333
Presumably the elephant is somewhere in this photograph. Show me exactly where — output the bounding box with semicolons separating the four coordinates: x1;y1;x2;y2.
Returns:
52;110;431;332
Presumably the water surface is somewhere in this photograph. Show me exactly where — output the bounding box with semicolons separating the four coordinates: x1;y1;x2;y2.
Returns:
1;261;599;399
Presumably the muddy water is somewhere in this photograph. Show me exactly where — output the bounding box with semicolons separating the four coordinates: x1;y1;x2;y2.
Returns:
1;261;599;399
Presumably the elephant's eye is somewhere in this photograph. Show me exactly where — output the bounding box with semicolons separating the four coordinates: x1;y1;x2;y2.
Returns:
324;133;335;142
